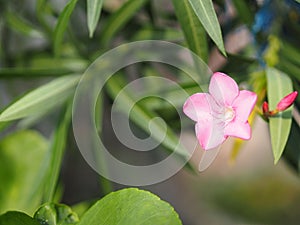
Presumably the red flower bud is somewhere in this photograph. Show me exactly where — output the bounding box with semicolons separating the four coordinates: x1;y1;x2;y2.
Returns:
262;101;269;115
276;91;298;112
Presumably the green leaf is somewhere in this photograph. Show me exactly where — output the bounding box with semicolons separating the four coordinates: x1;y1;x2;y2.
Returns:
0;211;40;225
53;0;78;56
0;130;49;214
87;0;104;38
0;75;80;121
43;102;72;202
5;12;44;38
0;67;75;78
100;0;149;46
34;203;79;225
132;27;183;42
78;188;182;225
187;0;226;56
266;67;294;164
172;0;208;62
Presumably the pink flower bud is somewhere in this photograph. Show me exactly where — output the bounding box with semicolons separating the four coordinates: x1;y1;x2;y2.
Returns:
276;91;298;112
262;101;269;115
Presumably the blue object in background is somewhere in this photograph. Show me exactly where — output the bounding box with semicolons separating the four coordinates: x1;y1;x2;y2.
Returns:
252;0;275;34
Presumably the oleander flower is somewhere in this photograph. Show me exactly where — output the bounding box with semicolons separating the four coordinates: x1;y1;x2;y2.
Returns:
183;72;257;150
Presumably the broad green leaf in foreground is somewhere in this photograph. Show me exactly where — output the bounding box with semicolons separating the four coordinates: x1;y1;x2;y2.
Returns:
34;203;79;225
53;0;78;56
87;0;104;38
172;0;208;62
267;67;294;164
188;0;226;56
0;130;49;214
78;188;182;225
0;75;80;121
0;211;40;225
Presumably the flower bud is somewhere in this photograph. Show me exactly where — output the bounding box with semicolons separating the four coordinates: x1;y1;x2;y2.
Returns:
276;91;298;112
262;101;269;115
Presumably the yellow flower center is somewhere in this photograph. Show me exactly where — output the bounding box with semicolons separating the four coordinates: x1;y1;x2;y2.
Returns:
224;107;235;123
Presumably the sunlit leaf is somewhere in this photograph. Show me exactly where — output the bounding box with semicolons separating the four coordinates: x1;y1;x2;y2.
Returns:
172;0;208;61
34;203;79;225
0;130;49;214
188;0;226;56
78;188;182;225
0;75;80;121
267;67;294;164
0;211;40;225
87;0;104;38
53;0;78;56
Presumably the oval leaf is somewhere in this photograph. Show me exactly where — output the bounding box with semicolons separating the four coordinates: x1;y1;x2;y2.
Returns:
87;0;104;38
0;75;80;121
78;188;182;225
172;0;208;62
0;211;40;225
188;0;226;56
53;0;78;56
34;203;79;225
267;67;294;164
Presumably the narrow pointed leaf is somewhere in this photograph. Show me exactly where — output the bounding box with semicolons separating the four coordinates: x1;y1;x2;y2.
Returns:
78;188;182;225
53;0;78;56
188;0;226;56
100;0;149;46
267;67;294;164
0;75;80;121
5;12;44;38
43;102;72;202
172;0;208;62
87;0;104;38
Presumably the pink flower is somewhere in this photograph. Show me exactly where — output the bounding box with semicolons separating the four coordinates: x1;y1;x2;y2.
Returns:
276;91;298;112
183;72;257;150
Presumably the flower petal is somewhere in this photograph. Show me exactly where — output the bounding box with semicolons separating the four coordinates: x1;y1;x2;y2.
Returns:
209;72;239;106
183;93;213;122
195;119;226;150
224;120;251;140
232;90;257;122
